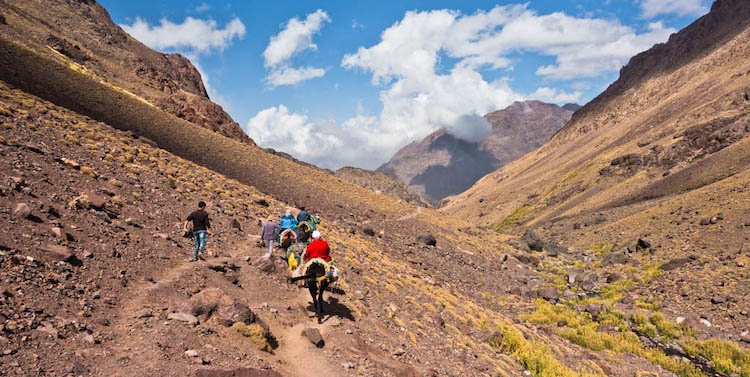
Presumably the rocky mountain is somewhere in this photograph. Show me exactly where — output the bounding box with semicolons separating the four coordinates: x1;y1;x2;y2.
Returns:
334;167;430;207
0;0;251;144
562;103;582;111
379;101;573;205
441;0;750;352
0;1;748;376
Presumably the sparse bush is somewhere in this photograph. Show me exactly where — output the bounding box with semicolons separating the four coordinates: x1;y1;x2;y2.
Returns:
232;323;273;352
683;339;750;377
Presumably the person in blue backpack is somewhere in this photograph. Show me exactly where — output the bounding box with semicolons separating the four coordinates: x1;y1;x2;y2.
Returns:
279;209;297;229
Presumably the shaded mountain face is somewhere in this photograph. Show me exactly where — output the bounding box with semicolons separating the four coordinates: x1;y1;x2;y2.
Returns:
442;0;750;230
379;101;573;205
562;103;582;111
0;0;252;144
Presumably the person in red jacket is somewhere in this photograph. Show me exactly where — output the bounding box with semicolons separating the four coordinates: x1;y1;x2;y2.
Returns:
304;231;331;262
304;230;331;323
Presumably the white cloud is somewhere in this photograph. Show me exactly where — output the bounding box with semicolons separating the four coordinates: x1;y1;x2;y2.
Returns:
263;10;330;87
194;3;211;13
639;0;709;19
244;105;379;169
265;66;326;87
529;87;583;104
121;17;246;54
248;5;676;170
352;19;365;30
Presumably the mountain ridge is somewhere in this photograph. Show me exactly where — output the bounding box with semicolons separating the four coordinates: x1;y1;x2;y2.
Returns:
379;100;573;204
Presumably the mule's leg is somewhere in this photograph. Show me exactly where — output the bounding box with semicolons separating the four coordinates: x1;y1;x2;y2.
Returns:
308;281;318;315
317;279;329;323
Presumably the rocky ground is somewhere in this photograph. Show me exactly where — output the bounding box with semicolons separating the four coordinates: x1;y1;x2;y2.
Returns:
1;80;748;377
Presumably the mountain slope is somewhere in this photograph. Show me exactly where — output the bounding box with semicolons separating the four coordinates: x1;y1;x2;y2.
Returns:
1;1;748;376
0;0;251;144
334;167;430;207
379;101;573;205
442;0;750;228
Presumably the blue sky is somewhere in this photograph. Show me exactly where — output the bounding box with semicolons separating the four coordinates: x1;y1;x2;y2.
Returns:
100;0;710;169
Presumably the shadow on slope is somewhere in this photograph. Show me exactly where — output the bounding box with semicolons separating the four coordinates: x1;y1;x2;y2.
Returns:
409;133;498;204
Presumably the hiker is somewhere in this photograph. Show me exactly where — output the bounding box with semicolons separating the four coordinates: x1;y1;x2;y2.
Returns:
296;206;311;223
303;230;332;323
279;209;297;229
261;215;278;256
183;201;213;262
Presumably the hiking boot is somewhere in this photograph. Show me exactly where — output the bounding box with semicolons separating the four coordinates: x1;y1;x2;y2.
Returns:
189;257;198;262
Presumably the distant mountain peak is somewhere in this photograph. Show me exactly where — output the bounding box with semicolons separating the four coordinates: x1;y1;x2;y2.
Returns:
379;101;574;204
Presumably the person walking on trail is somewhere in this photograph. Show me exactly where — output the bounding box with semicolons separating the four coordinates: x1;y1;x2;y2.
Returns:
280;209;297;229
261;215;279;256
183;201;213;262
296;206;311;223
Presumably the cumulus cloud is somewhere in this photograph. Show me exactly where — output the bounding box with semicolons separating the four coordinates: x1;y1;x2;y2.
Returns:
121;17;246;54
244;105;379;169
263;10;330;87
529;87;583;104
640;0;710;19
246;5;675;169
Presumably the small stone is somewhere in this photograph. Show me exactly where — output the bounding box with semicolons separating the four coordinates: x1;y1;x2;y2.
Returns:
699;319;712;328
82;334;96;344
302;327;325;348
134;308;153;319
537;286;560;301
363;228;375;237
342;362;356;369
168;312;199;326
12;203;32;219
185;350;199;358
39;244;74;262
711;296;726;305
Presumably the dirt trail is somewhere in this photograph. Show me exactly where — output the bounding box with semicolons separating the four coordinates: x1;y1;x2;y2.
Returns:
397;206;422;221
271;290;340;377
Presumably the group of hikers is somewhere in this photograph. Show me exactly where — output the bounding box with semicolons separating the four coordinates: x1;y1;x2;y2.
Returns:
183;201;337;323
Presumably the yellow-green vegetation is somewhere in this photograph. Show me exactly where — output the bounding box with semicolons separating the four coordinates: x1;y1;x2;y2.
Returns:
650;312;690;339
232;323;273;353
632;313;658;338
683;339;750;377
590;243;614;255
526;300;705;377
635;297;662;311
495;204;533;231
601;279;635;301
489;324;580;377
640;263;664;284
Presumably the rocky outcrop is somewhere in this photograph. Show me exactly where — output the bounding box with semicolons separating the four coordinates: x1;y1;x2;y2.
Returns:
0;0;252;144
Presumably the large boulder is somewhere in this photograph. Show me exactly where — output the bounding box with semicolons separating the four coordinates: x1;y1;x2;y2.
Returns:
659;256;697;271
544;242;567;257
601;253;633;267
183;288;234;321
417;234;437;246
521;229;544;251
215;304;254;327
537;286;560;301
